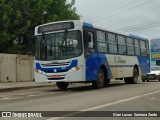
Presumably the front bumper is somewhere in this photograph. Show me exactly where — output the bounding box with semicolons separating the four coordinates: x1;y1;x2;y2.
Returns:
35;68;85;83
142;74;160;80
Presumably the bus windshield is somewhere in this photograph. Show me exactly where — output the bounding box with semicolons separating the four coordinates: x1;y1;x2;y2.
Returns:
35;30;82;60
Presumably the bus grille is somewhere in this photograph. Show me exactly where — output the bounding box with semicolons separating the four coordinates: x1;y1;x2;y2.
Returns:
44;69;69;73
41;61;70;67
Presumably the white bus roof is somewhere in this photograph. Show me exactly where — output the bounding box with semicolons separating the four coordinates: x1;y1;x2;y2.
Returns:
35;20;149;40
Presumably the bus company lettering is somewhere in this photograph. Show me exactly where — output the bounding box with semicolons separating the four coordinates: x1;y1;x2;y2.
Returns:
114;56;126;64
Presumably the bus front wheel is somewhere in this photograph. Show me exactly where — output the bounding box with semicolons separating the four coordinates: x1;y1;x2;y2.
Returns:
92;68;105;88
56;82;69;90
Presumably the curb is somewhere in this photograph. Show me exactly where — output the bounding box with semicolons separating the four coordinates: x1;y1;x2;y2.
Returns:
0;84;53;92
0;80;127;92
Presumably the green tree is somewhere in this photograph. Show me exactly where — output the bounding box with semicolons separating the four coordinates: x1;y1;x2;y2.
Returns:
0;0;80;54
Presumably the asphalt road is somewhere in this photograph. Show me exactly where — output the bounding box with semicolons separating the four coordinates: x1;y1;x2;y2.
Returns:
0;80;160;120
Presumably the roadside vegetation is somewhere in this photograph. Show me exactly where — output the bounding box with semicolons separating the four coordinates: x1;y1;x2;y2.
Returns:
0;0;80;54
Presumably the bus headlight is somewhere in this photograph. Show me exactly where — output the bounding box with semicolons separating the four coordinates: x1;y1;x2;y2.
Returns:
35;69;45;74
71;66;80;72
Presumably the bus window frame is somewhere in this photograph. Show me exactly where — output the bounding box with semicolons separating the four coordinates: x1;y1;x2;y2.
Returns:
126;37;135;55
140;40;147;56
97;30;108;53
134;39;141;56
117;35;127;55
108;32;118;54
83;26;149;57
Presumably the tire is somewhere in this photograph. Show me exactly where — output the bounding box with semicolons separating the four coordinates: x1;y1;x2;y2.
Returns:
124;77;131;84
132;68;139;84
92;68;105;88
56;82;69;90
142;79;145;82
104;79;110;86
124;68;139;84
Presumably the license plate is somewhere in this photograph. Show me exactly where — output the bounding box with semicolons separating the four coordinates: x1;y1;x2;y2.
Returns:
52;75;60;78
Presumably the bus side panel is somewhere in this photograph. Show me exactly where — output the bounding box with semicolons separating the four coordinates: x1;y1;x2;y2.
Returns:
106;54;143;78
98;54;112;79
86;53;99;81
86;53;112;81
137;56;150;75
86;54;150;81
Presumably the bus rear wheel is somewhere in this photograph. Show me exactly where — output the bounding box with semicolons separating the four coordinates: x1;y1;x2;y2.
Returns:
104;79;110;86
124;77;131;84
92;68;105;88
132;68;139;84
124;68;139;84
56;82;69;90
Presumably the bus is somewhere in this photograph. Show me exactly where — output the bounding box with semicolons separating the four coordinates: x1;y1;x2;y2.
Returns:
35;20;150;89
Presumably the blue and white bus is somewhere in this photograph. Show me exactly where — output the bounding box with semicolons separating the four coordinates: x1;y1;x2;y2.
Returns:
35;20;150;89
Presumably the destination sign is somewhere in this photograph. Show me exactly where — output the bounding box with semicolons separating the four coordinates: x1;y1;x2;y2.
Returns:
38;22;74;33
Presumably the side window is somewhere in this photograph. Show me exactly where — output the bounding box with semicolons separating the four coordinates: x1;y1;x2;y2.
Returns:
134;39;140;55
140;40;147;56
84;31;94;49
108;33;117;53
126;37;135;55
97;31;107;52
83;31;95;57
88;32;94;48
117;35;126;54
97;31;105;42
146;41;149;55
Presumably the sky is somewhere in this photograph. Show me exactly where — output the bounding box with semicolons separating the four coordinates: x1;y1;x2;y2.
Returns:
73;0;160;39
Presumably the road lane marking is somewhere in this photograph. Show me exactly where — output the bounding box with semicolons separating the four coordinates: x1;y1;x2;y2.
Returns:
46;90;160;120
2;97;24;100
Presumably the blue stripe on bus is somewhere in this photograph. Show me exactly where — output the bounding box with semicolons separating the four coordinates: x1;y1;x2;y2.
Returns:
137;56;150;75
36;59;78;72
86;53;112;82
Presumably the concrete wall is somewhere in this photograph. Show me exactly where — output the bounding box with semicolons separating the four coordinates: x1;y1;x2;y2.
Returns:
0;54;35;83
